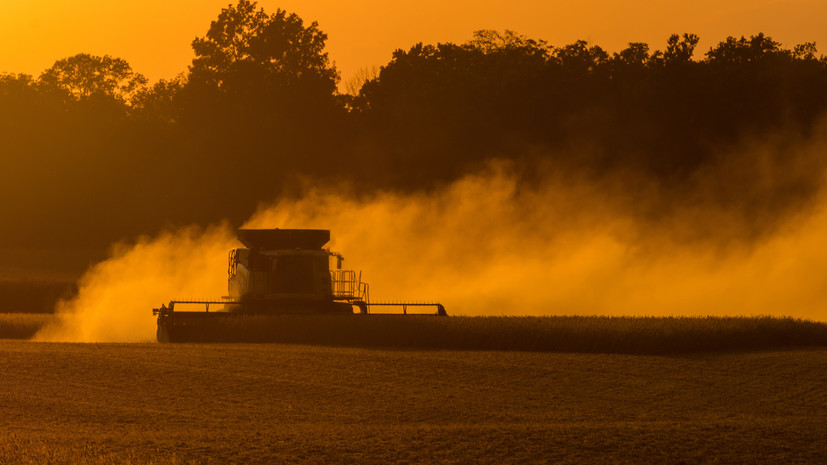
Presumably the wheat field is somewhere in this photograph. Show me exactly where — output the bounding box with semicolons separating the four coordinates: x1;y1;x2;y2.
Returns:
1;340;826;464
8;312;825;353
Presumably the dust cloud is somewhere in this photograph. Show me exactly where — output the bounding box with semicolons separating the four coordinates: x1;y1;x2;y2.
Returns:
35;124;827;341
245;162;827;321
33;225;235;342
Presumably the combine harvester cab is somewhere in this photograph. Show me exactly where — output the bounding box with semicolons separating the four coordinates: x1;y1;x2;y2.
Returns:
153;228;446;342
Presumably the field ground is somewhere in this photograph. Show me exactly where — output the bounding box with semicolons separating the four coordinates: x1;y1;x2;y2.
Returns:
1;341;825;464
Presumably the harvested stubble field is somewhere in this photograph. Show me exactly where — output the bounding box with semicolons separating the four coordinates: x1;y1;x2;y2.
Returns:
1;340;826;464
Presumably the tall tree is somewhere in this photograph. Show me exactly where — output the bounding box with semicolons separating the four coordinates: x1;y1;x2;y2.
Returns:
188;0;338;99
175;1;347;217
554;40;608;74
38;53;146;103
705;33;785;64
613;42;650;67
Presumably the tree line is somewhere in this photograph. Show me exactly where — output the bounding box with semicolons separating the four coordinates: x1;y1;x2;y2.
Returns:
2;0;827;248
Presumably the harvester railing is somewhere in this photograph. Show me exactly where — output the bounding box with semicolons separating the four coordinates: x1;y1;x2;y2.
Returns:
330;270;369;302
153;299;238;315
366;301;447;316
328;271;445;315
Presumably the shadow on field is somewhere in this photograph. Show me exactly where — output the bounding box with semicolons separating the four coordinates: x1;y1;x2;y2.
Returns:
155;315;827;354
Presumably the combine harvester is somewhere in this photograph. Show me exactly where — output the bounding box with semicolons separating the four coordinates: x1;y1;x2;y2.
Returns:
153;228;446;342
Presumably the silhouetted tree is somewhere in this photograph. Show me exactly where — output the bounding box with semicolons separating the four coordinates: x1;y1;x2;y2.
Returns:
38;53;147;103
467;29;549;57
650;33;700;65
705;33;786;64
613;42;650;66
554;40;608;74
185;0;338;109
344;66;379;97
793;42;818;61
132;76;185;122
168;1;348;222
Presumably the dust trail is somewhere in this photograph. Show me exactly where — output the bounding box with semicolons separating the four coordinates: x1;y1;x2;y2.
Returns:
242;120;827;320
244;165;827;321
33;225;234;342
35;125;827;341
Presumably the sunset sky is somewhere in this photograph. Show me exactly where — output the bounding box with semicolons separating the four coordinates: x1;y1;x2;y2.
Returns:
0;0;824;88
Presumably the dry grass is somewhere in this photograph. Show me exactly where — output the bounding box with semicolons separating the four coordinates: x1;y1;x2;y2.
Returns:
163;314;827;353
1;341;825;464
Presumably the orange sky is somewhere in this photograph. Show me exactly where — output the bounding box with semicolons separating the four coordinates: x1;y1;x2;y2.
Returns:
1;0;824;87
